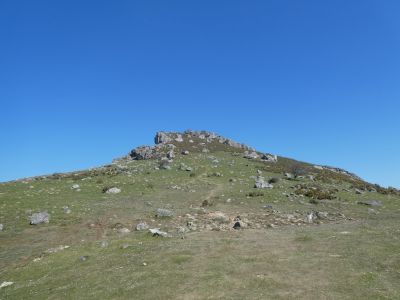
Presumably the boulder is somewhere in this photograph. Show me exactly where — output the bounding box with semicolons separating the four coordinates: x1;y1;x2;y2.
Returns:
155;132;172;144
254;176;273;189
175;134;184;142
244;151;259;159
30;212;50;225
261;154;278;162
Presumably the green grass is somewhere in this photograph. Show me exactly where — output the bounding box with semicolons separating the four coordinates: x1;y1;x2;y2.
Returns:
1;150;399;299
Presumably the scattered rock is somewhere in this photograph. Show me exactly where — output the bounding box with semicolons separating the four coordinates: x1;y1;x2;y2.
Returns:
136;222;149;231
30;212;50;225
284;173;294;180
357;200;382;207
355;189;365;195
167;150;175;159
100;241;109;248
306;211;316;223
254;176;273;189
182;150;190;155
175;134;184;142
0;281;14;289
45;245;70;254
71;184;80;190
117;227;131;234
63;206;71;214
105;187;121;194
316;211;328;219
149;228;168;237
155;208;174;218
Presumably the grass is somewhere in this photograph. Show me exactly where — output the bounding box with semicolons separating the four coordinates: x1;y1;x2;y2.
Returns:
1;150;399;299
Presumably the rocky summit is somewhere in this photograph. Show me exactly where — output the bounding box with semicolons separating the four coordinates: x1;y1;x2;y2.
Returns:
0;130;399;299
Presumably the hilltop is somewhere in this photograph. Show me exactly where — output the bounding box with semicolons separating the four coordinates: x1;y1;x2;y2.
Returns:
0;131;399;299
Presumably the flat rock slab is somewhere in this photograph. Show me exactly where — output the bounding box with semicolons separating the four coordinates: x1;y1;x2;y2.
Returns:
357;200;383;207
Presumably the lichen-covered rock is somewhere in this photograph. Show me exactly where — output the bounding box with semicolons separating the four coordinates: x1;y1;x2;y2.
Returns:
155;208;174;218
30;212;50;225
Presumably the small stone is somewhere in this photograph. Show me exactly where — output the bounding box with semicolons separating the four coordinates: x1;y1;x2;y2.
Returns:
63;206;71;214
30;212;50;225
0;224;3;231
105;187;121;194
233;222;241;229
136;222;149;231
100;241;109;248
79;256;89;261
142;262;147;266
71;184;80;190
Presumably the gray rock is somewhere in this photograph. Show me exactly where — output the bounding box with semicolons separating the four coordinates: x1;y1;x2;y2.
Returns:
175;134;184;142
167;150;175;159
182;150;190;155
316;211;328;219
357;200;382;207
261;154;278;162
100;241;109;248
63;206;71;214
244;151;259;159
136;222;149;231
155;208;174;218
155;132;172;144
80;255;89;261
254;176;273;189
30;212;50;225
105;187;121;194
0;224;3;231
71;184;80;190
149;228;168;237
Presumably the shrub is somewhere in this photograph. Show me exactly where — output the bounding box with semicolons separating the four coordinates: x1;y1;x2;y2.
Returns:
247;191;264;197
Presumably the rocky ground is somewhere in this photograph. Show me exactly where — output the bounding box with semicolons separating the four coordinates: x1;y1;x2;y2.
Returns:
1;131;399;299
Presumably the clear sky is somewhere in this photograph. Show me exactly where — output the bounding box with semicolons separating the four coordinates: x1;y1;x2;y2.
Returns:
0;0;399;187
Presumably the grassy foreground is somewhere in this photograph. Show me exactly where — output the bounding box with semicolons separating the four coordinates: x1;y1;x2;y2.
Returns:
1;151;399;299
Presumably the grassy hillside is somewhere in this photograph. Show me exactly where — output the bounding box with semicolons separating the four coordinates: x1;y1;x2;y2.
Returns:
1;132;399;299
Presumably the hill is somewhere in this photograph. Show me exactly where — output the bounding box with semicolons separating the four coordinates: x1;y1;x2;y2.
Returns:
0;131;399;299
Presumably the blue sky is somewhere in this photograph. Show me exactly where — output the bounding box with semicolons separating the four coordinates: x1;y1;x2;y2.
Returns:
0;0;399;187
